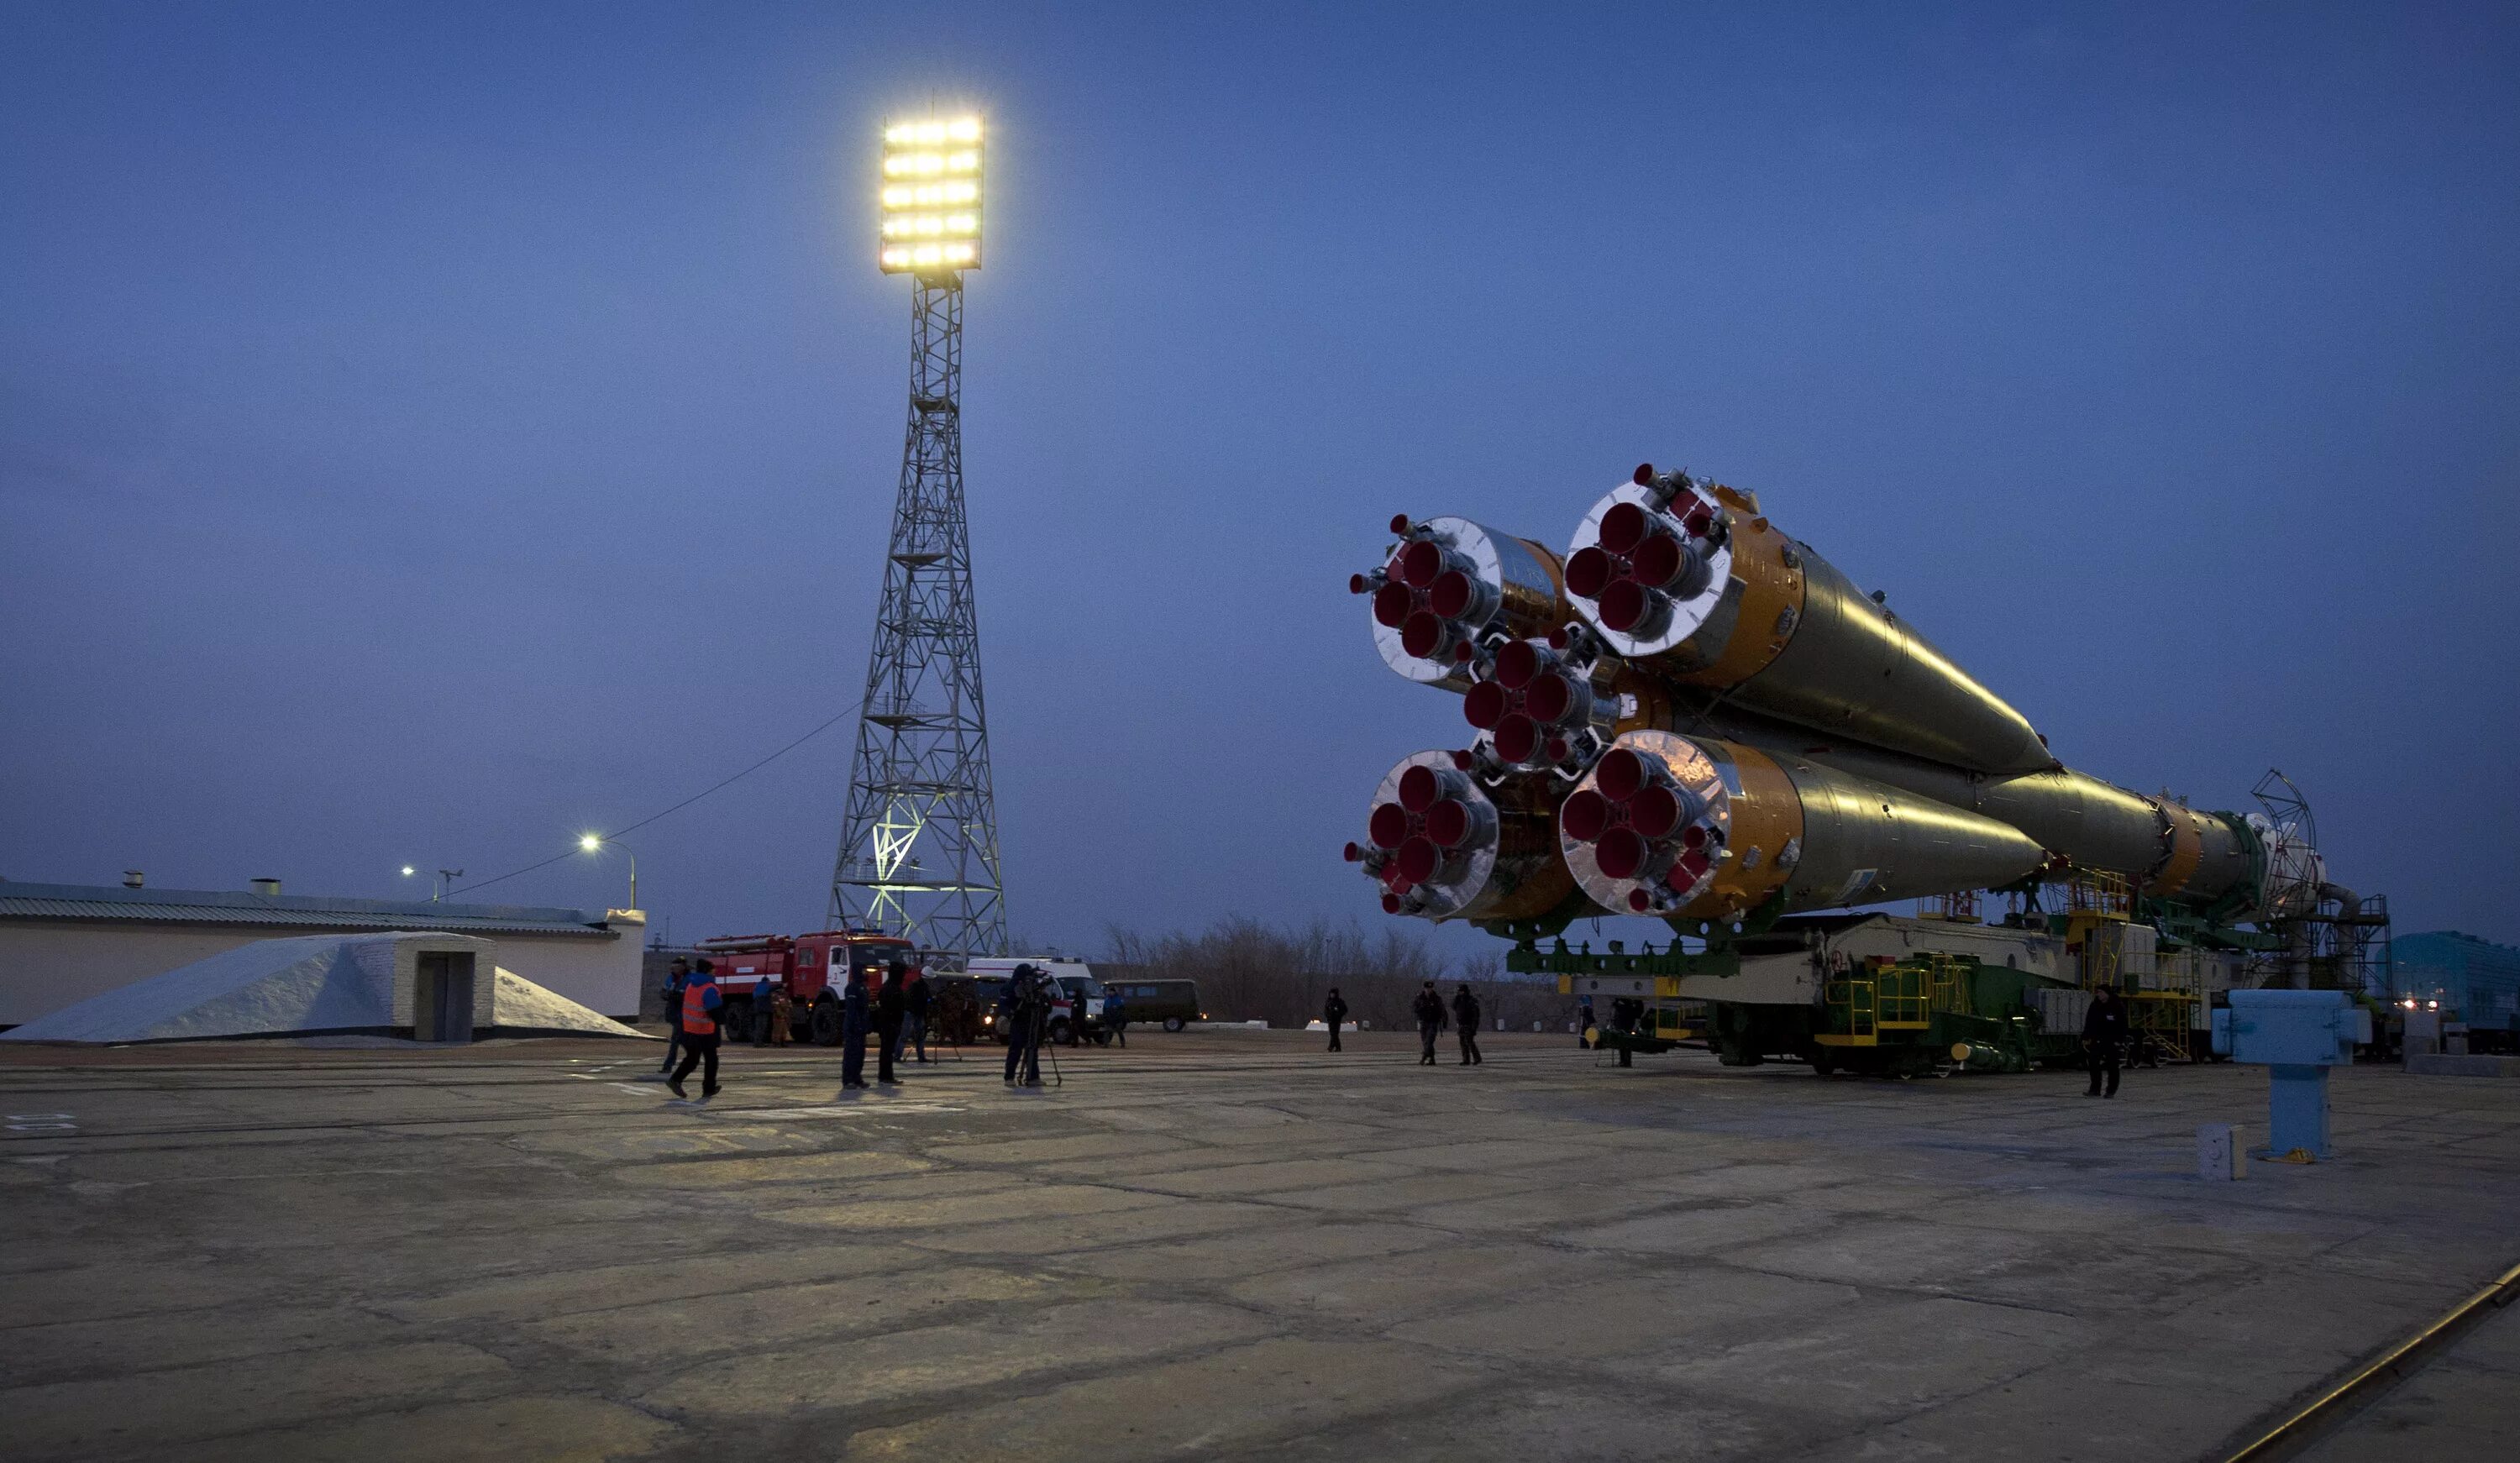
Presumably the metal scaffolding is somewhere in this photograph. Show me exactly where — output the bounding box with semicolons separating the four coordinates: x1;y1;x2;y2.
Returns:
829;273;1008;967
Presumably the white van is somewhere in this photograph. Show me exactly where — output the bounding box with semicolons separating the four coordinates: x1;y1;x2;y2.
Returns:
966;957;1107;1044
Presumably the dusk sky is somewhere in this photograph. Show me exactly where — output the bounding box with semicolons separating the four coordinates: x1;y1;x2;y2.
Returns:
3;3;2514;957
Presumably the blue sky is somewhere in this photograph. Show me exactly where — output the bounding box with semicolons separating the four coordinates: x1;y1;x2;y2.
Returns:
3;2;2514;954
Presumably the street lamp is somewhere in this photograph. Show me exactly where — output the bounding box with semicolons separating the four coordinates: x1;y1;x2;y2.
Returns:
406;865;462;901
579;834;637;911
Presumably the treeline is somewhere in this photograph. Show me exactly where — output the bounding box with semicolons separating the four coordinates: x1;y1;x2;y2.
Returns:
1096;915;1577;1034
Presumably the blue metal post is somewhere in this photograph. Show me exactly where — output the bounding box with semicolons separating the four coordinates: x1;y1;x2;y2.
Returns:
2265;1063;2333;1159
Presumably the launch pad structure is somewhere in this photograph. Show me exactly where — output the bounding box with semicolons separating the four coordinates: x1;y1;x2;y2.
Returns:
829;117;1007;969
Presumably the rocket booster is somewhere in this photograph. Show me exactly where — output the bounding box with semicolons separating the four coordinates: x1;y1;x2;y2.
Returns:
1348;469;2277;926
1563;467;2053;777
1553;732;2047;922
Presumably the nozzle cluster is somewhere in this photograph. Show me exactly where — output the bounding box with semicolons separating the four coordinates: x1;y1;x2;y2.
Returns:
1566;484;1723;644
1559;744;1725;914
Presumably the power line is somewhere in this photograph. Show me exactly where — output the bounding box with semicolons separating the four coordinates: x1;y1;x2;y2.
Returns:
448;700;861;900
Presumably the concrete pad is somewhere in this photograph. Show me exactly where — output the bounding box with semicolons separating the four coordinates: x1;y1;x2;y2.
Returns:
0;1260;283;1328
0;1301;413;1388
1391;1270;1854;1362
507;1123;834;1161
1257;1382;1789;1461
1629;1161;1859;1199
1557;1200;1840;1256
833;1338;1482;1461
522;1266;1066;1365
1403;1182;1686;1231
764;1181;1173;1230
925;1132;1191;1164
159;1395;675;1463
1721;1215;2059;1289
393;1241;936;1323
606;1150;936;1187
1656;1294;2095;1420
1267;1168;1543;1213
1380;1137;1619;1170
642;1298;1274;1416
1041;1219;1450;1282
1126;1156;1421;1196
902;1198;1286;1255
1228;1240;1597;1324
0;1341;514;1455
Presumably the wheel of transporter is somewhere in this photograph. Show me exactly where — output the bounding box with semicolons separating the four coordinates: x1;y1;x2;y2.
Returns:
1049;1018;1073;1046
1163;1016;1185;1033
810;999;843;1046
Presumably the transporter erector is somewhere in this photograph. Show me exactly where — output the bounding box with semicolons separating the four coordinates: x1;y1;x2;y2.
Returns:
1346;464;2362;1073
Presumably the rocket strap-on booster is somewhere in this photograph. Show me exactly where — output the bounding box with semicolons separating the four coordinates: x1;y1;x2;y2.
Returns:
1349;467;2276;927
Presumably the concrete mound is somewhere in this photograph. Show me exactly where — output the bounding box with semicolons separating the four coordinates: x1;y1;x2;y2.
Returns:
0;931;648;1044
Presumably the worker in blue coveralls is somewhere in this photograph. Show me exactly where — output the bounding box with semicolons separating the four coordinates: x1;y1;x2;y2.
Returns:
840;967;871;1090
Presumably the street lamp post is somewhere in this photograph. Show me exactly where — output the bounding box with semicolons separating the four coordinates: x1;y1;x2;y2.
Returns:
580;835;637;911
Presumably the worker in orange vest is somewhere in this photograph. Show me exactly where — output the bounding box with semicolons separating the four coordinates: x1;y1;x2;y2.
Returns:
669;960;725;1103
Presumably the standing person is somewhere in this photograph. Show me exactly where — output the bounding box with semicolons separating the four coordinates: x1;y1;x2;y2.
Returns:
1322;988;1350;1052
658;957;690;1073
1002;964;1044;1087
1578;997;1596;1050
1412;981;1446;1067
750;974;775;1046
876;962;906;1085
668;960;723;1103
839;967;871;1089
1104;988;1128;1047
1452;984;1484;1067
768;981;793;1047
903;967;932;1062
2083;985;2128;1099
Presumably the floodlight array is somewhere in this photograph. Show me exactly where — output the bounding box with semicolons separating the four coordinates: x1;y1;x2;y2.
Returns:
879;116;983;274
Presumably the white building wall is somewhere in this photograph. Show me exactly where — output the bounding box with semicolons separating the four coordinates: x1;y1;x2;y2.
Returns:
0;913;646;1026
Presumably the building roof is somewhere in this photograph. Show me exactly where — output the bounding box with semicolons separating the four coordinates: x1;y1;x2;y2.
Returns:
0;880;619;939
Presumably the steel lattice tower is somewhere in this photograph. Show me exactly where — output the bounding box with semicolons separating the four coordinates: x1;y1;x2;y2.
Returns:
828;265;1008;965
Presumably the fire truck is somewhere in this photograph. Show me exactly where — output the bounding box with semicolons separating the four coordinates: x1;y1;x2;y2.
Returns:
696;930;920;1045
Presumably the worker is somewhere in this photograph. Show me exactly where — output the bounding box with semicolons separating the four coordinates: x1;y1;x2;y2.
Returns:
876;962;907;1084
668;960;723;1103
904;967;932;1062
2083;985;2129;1099
839;967;870;1089
1452;984;1484;1067
657;956;690;1073
750;975;774;1046
1105;987;1128;1046
768;982;793;1047
1002;963;1045;1087
1322;988;1349;1052
1578;997;1595;1050
1412;981;1446;1067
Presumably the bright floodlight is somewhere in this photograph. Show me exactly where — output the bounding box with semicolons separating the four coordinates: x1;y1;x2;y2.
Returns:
578;834;601;852
879;115;983;274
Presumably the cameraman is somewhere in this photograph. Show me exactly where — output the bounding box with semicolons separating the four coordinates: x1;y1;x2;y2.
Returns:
1001;963;1047;1088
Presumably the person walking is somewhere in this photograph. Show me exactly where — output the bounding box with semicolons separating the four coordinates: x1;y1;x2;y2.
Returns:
1104;988;1128;1047
1412;981;1446;1066
1002;964;1045;1087
904;967;932;1062
876;962;906;1085
750;974;775;1046
657;957;690;1073
1577;997;1596;1050
1322;988;1349;1052
668;960;723;1102
839;967;871;1089
2083;985;2128;1098
1452;984;1484;1067
768;982;793;1046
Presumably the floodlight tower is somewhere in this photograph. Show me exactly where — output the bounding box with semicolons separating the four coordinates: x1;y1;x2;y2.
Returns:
829;114;1008;967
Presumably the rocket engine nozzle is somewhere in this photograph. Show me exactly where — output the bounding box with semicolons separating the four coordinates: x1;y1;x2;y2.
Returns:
1359;517;1571;690
1461;637;1607;774
1352;751;1593;923
1558;740;1726;914
1566;480;1729;654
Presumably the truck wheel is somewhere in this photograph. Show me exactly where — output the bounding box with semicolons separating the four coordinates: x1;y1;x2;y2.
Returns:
1095;1031;1112;1047
810;1000;843;1046
1163;1016;1185;1032
1049;1018;1072;1046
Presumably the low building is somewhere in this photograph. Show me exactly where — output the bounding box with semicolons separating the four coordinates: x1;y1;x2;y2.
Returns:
0;878;645;1027
2393;931;2520;1035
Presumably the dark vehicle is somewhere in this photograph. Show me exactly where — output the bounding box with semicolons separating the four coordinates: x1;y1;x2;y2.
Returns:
1105;979;1204;1032
969;962;1108;1046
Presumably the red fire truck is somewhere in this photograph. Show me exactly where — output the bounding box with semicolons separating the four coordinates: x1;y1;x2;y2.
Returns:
696;930;920;1045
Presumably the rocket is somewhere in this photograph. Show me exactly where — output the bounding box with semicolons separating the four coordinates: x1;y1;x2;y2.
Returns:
1350;467;2277;928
